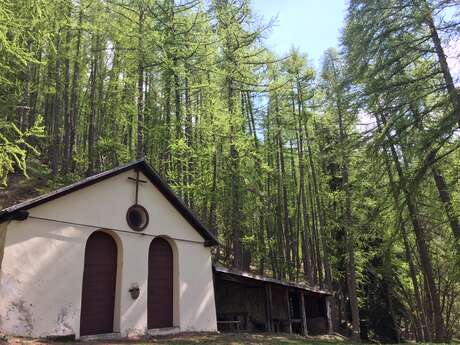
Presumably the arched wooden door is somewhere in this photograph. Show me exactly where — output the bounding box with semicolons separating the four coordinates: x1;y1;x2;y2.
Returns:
80;231;117;336
148;238;173;329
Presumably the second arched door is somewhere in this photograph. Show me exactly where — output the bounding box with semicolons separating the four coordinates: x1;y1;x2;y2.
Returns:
148;237;173;329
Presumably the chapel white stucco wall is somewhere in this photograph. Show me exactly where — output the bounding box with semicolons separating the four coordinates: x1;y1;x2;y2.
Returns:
0;170;217;338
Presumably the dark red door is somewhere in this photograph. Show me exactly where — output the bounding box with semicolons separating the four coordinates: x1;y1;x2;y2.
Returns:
148;238;173;329
80;231;117;336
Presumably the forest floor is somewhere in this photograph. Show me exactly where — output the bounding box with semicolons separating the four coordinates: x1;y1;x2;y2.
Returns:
1;333;348;345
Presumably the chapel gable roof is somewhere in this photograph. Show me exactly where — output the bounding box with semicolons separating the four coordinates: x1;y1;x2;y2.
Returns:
0;158;218;246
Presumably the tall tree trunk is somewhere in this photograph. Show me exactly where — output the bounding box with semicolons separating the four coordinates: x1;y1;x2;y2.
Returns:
294;86;313;284
184;75;193;207
274;92;292;278
421;2;460;128
62;25;72;174
342;158;360;342
137;5;145;158
228;77;242;269
208;145;219;235
51;31;62;174
29;49;41;128
408;98;460;248
65;6;82;173
377;112;446;342
162;73;172;175
87;35;99;176
380;131;430;341
333;79;360;341
244;91;266;273
17;41;32;131
431;167;460;242
173;60;183;191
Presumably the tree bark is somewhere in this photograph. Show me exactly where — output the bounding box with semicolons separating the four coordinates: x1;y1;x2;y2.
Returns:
65;6;82;173
380;139;430;341
184;75;193;207
50;31;62;175
431;167;460;242
378;112;446;342
331;59;361;341
137;5;145;159
421;3;460;128
87;35;99;176
293;84;314;284
62;25;72;173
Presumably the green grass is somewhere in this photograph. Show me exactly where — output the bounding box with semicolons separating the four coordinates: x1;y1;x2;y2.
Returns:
146;333;342;345
7;332;453;344
4;333;346;345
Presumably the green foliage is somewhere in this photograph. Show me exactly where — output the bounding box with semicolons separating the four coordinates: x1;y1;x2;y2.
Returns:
0;0;459;341
0;116;44;186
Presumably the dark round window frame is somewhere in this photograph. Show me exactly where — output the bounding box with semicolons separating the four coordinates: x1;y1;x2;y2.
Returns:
126;204;149;231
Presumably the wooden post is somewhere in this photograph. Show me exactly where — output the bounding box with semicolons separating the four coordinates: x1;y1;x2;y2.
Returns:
326;296;333;334
265;283;273;332
285;288;292;334
300;292;308;336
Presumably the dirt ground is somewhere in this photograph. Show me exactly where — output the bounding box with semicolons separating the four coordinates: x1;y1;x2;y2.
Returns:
1;332;347;345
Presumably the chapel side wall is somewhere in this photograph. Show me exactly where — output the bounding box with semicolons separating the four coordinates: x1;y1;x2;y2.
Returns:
0;220;88;338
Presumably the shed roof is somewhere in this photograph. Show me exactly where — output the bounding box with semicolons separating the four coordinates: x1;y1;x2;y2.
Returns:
0;158;218;246
213;264;332;295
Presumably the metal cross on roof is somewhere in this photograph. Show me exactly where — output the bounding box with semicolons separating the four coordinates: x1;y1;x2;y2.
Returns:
128;169;147;205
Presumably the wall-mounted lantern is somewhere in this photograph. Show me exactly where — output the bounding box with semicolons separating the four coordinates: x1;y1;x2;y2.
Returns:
129;284;140;300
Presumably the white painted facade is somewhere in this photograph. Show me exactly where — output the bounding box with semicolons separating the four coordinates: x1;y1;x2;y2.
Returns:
0;169;217;339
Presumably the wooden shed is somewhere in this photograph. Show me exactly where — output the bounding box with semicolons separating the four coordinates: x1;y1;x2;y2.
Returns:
213;265;332;336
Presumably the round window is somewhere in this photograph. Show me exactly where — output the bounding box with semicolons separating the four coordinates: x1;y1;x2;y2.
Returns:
126;205;149;231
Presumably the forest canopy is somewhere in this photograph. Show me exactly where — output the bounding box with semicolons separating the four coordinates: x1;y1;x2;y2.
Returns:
0;0;459;342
